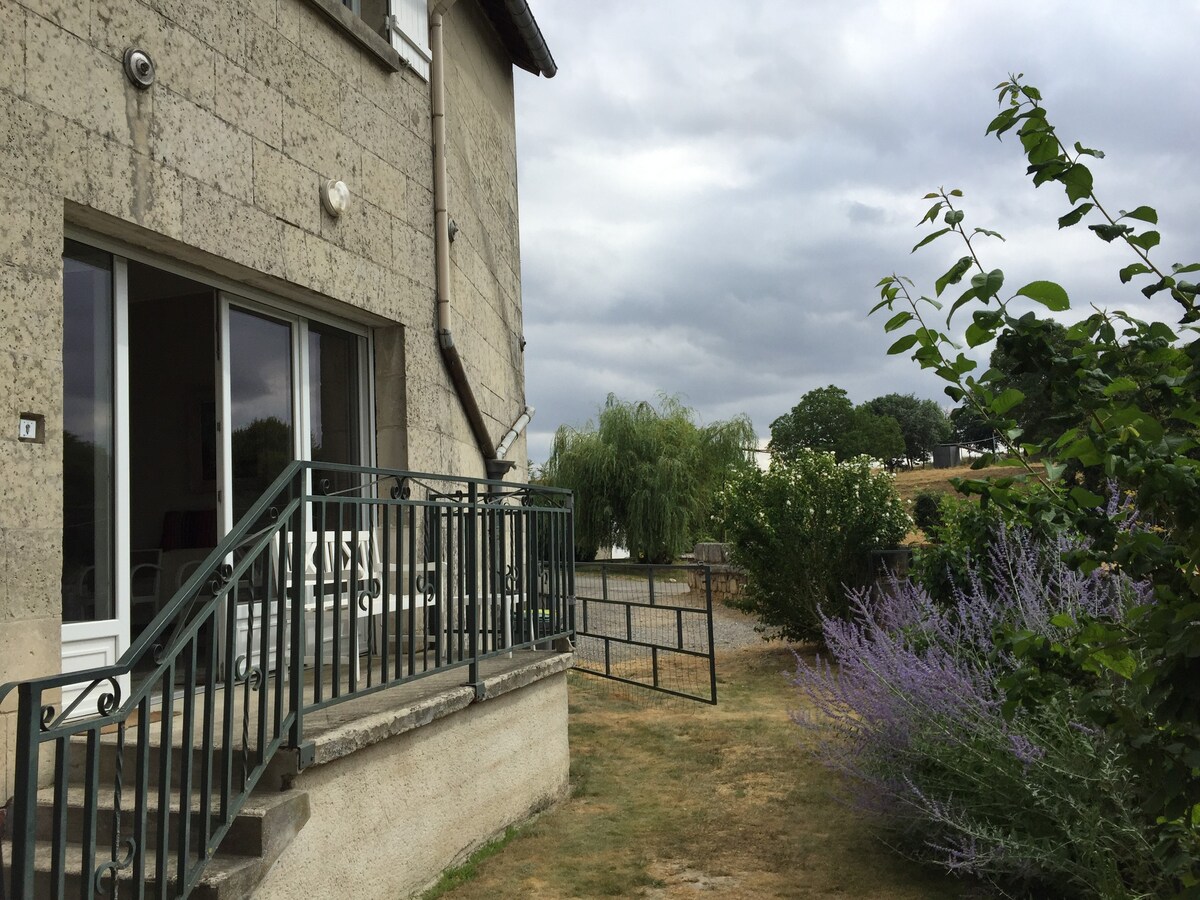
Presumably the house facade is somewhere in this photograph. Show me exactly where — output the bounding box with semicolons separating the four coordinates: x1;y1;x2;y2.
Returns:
0;0;566;893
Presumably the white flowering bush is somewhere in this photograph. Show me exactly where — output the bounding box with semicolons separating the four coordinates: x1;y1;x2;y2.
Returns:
718;450;909;641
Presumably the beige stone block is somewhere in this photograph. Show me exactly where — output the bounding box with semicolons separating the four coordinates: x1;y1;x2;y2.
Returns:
0;617;60;713
391;219;434;290
3;528;62;621
0;265;63;363
341;86;407;161
152;89;253;200
24;13;128;142
180;182;285;279
85;132;185;238
282;100;361;186
0;182;63;276
0;440;61;534
18;0;90;40
295;2;359;89
0;5;25;98
246;0;278;28
319;197;390;269
253;141;318;232
275;0;301;44
93;0;218;110
146;0;246;64
406;182;433;233
280;227;390;313
360;150;406;219
387;124;432;192
245;15;341;121
216;58;283;149
363;61;428;141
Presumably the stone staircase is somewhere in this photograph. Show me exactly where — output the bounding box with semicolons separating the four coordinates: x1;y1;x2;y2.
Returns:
5;730;309;899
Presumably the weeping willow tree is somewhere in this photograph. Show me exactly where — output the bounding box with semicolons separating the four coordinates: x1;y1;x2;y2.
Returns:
542;394;756;563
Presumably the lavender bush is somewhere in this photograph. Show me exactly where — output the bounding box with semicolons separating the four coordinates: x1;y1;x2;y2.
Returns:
794;524;1164;899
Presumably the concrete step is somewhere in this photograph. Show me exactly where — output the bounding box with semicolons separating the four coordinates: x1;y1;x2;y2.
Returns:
9;788;309;899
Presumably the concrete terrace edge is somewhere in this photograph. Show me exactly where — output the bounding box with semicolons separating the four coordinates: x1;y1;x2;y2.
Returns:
305;652;573;768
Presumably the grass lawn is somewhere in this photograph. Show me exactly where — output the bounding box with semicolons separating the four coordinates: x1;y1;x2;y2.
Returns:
427;639;971;899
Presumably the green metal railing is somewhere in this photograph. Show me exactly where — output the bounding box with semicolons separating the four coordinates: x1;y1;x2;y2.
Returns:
0;463;574;899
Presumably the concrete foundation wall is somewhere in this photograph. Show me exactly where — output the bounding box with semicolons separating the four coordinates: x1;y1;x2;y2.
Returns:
254;672;569;899
0;0;533;802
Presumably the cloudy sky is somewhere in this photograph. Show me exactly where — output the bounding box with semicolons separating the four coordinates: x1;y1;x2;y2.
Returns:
512;1;1200;463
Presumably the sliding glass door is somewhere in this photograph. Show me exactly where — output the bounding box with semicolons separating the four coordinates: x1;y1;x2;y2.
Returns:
61;241;370;696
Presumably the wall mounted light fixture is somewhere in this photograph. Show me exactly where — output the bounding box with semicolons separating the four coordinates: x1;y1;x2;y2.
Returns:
321;180;351;217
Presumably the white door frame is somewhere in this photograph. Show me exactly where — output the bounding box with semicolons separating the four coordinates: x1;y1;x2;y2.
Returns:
60;256;131;713
60;242;374;697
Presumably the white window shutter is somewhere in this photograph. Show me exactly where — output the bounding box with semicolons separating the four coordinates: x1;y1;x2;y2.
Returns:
387;0;431;80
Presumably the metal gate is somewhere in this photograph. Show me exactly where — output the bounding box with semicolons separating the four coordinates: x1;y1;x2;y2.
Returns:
572;562;717;704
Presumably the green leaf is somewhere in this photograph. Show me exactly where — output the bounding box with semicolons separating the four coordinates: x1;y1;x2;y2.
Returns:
1090;223;1132;243
965;322;993;348
912;227;950;253
1090;650;1136;679
948;189;963;197
1057;203;1094;228
1044;460;1066;482
1120;205;1158;224
1070;486;1106;508
943;209;964;226
884;310;913;333
1172;263;1200;275
935;256;974;297
991;387;1025;415
1014;280;1069;311
972;227;1005;241
1062;164;1093;203
1128;230;1161;252
1073;141;1105;159
948;287;979;322
1119;262;1151;284
970;269;1005;300
887;334;919;355
1049;613;1074;629
1103;376;1140;397
920;202;944;225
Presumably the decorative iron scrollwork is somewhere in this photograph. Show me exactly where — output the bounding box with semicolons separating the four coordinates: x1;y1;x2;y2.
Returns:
41;675;123;731
209;563;233;596
319;478;333;496
358;577;382;612
96;679;122;718
233;655;262;689
93;838;136;893
391;476;411;499
504;564;520;593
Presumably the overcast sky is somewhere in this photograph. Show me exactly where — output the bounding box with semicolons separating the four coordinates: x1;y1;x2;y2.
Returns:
512;1;1200;464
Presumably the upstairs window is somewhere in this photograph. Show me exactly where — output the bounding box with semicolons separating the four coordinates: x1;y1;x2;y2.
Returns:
341;0;430;79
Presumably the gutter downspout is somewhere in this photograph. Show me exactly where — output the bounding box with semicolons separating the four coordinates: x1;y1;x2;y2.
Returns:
431;2;516;479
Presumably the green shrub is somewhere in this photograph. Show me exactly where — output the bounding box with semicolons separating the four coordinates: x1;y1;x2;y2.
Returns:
911;490;943;533
718;451;909;641
911;493;1003;605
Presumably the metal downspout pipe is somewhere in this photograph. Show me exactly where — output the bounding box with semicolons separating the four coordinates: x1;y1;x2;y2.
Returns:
430;2;530;479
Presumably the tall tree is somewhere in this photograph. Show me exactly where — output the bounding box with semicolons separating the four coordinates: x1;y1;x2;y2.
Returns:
768;385;853;458
542;394;755;563
865;393;952;466
771;385;906;464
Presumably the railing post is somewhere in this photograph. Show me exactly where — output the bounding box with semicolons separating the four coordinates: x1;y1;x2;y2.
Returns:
467;481;482;697
705;564;717;704
289;468;305;751
10;682;41;897
566;493;576;636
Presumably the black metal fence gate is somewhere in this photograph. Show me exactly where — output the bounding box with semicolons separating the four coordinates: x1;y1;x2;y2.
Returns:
572;563;717;704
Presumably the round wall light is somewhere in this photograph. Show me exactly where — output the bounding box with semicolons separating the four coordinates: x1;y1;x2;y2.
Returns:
321;179;351;217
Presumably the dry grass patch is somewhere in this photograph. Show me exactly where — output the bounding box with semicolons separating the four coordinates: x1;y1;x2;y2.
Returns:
431;641;974;899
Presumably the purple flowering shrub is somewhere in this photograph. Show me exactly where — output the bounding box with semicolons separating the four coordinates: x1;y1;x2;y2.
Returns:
794;524;1165;898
